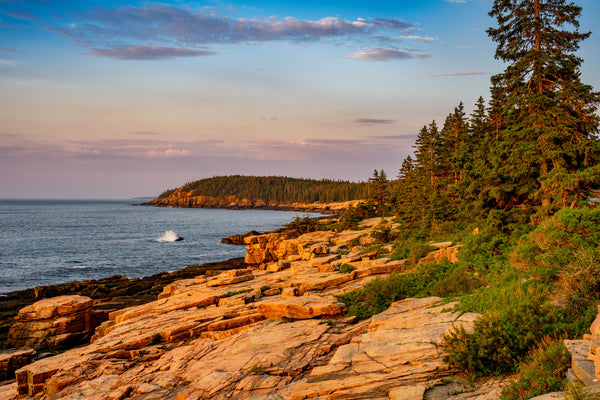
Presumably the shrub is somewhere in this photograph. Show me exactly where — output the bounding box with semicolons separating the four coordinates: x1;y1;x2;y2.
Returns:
371;226;398;243
556;248;600;315
443;295;566;375
500;337;570;400
336;202;379;230
337;262;480;320
285;216;320;236
338;264;355;274
336;274;413;319
390;237;430;264
511;208;600;281
226;289;251;297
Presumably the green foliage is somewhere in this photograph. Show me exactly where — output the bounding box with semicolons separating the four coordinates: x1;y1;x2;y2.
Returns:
226;288;251;297
370;226;398;243
565;383;600;400
260;285;270;293
285;216;320;236
335;202;379;230
338;264;355;274
512;208;600;281
158;175;369;204
337;261;480;320
443;294;566;375
390;236;430;264
500;337;570;400
247;365;267;374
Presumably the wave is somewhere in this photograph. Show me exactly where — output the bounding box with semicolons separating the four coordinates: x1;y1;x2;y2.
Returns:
65;265;90;269
156;230;182;242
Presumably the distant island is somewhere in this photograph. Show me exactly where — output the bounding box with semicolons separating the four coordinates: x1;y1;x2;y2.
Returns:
143;175;369;213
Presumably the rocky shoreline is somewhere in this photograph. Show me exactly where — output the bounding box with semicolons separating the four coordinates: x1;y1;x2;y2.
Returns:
1;216;597;399
0;258;248;350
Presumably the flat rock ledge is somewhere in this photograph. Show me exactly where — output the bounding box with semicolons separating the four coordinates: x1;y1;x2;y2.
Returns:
2;222;499;400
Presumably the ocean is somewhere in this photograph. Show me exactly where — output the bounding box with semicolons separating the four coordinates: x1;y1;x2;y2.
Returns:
0;199;317;294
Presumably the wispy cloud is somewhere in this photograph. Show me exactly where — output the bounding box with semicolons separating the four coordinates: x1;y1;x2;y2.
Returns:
50;5;407;46
446;0;468;3
3;10;34;21
0;47;24;53
399;35;436;43
40;3;431;62
87;46;217;60
424;71;489;76
347;47;432;62
353;118;395;125
146;149;190;157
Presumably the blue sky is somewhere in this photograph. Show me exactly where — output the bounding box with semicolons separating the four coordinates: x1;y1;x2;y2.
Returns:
1;0;599;198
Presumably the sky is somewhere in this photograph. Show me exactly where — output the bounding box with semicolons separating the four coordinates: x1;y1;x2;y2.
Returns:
1;0;599;199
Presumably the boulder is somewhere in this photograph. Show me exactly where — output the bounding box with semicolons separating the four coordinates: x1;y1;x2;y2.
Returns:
8;295;94;351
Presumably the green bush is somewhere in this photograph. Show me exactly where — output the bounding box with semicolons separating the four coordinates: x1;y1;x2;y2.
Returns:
511;208;600;280
371;226;398;243
336;202;379;230
443;295;566;375
337;262;480;320
500;337;570;400
390;237;430;264
338;264;355;274
336;274;413;319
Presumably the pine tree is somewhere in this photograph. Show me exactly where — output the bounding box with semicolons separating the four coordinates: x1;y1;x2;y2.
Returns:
369;169;389;212
414;121;441;186
488;0;600;210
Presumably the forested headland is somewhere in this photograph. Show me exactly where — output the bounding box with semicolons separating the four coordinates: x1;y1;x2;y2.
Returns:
150;175;369;208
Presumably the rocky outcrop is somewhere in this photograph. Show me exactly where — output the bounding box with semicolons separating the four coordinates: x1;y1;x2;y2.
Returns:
418;244;461;265
0;258;248;349
244;230;364;265
1;218;499;399
7;296;95;351
4;240;481;399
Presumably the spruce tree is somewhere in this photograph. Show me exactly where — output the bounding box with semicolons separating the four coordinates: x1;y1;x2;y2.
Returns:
488;0;600;210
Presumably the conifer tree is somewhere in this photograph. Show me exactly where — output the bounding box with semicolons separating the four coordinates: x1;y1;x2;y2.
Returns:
488;0;600;210
414;122;441;186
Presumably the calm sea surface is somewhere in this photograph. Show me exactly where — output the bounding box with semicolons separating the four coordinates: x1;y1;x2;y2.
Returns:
0;199;316;294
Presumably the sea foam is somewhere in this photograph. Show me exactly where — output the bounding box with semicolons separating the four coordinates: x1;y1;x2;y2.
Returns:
157;230;180;242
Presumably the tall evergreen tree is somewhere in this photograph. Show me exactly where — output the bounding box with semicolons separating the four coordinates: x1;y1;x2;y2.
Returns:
488;0;600;210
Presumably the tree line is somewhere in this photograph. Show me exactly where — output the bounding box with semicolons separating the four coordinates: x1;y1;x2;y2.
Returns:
370;0;599;235
158;175;370;204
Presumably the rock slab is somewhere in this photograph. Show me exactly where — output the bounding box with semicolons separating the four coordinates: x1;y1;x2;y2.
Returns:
8;295;94;351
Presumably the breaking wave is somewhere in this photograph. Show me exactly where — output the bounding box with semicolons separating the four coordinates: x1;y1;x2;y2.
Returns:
157;230;180;242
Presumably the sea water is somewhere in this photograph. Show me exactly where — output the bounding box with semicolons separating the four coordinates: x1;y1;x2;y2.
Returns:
0;199;317;294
